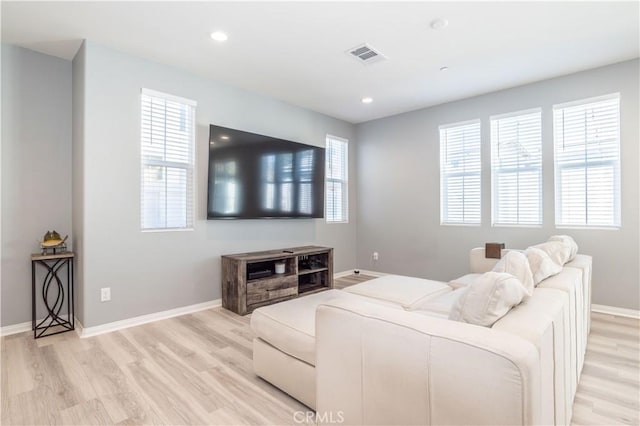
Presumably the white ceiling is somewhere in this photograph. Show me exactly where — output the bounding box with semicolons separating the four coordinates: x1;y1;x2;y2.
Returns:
2;1;638;123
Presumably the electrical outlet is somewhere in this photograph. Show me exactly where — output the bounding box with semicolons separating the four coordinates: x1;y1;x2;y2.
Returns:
373;252;379;261
101;287;111;302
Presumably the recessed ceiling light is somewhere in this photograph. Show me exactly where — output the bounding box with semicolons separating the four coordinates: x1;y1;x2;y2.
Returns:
440;66;449;72
210;31;228;42
361;97;373;104
220;135;230;140
430;18;449;30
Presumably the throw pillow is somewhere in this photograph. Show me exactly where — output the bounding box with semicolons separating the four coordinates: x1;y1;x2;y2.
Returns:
525;246;563;285
448;273;481;289
449;272;528;327
548;235;579;261
533;241;572;266
492;251;534;297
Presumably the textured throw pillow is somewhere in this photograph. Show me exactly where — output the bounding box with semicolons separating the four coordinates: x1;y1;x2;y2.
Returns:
533;241;572;266
449;272;528;327
549;235;578;261
448;273;481;289
492;251;534;297
525;246;563;285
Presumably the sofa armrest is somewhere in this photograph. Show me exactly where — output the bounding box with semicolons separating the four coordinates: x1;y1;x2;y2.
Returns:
316;298;541;425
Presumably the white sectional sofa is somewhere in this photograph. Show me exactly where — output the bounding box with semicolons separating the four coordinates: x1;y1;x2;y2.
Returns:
250;246;591;425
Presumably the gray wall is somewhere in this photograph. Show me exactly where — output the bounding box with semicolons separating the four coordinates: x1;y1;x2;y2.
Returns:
356;59;639;310
1;45;73;326
77;41;357;327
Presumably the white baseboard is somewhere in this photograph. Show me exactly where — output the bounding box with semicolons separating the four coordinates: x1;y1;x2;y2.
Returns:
334;269;387;279
334;270;355;278
591;304;640;319
353;269;386;277
79;299;222;338
1;321;32;336
1;314;73;337
1;300;222;338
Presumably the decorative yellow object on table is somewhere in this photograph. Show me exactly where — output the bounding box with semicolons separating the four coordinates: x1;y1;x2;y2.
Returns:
39;230;68;254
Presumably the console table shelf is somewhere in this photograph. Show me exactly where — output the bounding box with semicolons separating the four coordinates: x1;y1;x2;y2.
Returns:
222;246;333;315
298;267;329;275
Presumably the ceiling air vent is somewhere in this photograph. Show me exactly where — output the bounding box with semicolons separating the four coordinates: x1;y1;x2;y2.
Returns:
347;43;386;65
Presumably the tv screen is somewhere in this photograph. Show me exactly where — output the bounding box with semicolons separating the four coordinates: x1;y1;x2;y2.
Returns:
207;125;325;219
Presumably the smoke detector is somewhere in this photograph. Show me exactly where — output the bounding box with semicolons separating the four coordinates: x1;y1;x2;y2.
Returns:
346;43;387;65
430;18;449;30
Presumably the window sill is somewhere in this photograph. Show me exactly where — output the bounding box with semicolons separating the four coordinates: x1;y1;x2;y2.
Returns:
555;225;620;231
491;224;543;229
141;227;195;233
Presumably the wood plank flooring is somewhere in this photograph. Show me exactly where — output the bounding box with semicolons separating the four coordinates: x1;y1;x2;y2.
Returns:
1;275;638;425
571;312;639;425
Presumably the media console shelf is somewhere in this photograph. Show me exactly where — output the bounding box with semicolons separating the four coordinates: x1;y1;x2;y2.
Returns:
221;246;334;315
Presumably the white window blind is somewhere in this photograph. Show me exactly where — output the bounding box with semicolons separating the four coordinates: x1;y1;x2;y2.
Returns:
440;120;481;225
141;89;196;230
491;109;542;226
326;135;348;223
553;94;620;228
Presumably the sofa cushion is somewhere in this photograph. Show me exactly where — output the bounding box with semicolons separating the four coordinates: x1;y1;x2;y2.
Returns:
251;290;370;366
449;272;528;327
492;251;535;296
565;254;593;335
415;287;467;316
493;287;571;425
343;275;451;310
525;247;562;285
565;254;591;285
537;267;583;390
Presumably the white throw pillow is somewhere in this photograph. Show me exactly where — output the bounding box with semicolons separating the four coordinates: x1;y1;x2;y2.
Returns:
533;241;572;266
492;251;534;297
549;235;578;261
525;246;563;285
449;272;528;327
448;273;481;289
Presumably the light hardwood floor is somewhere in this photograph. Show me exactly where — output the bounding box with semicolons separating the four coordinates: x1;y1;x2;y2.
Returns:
1;275;638;425
571;312;639;425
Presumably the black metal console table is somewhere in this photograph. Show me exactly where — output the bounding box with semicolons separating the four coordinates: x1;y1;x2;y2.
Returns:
31;252;75;338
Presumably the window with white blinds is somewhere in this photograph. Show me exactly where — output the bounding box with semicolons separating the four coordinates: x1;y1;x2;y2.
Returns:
553;94;620;228
141;89;196;230
325;135;348;223
490;109;542;226
440;120;481;225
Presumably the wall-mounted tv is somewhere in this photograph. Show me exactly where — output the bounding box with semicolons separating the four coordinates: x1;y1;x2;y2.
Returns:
207;125;325;219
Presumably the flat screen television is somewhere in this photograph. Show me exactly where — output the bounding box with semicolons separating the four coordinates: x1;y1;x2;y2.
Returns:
207;125;325;219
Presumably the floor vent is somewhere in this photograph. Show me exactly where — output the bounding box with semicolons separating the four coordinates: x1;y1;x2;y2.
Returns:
347;43;386;65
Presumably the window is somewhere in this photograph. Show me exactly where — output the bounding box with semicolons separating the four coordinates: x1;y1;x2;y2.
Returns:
440;120;481;225
141;89;196;230
490;109;542;226
553;94;620;228
325;135;348;223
